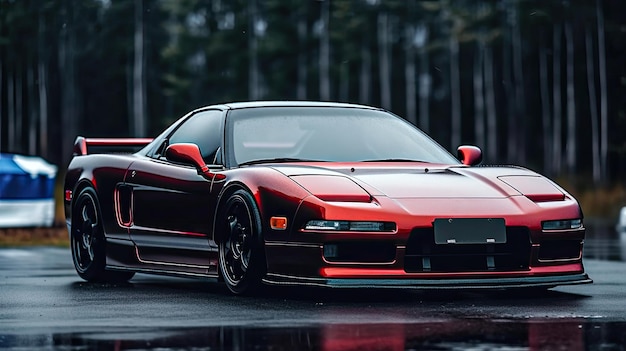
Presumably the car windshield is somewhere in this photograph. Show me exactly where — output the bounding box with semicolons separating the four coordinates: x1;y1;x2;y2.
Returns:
226;106;460;166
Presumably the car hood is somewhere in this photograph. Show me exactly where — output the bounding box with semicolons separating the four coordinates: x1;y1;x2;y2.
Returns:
272;163;564;200
351;168;513;198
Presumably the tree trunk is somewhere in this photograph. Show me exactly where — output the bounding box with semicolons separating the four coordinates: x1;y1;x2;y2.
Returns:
417;24;430;133
297;5;307;100
38;9;49;158
473;42;485;150
552;24;562;175
503;3;516;164
484;45;497;162
7;70;15;151
511;4;526;164
449;25;461;149
59;0;78;167
248;0;260;100
378;11;391;110
359;36;371;104
585;26;601;183
38;60;48;158
564;22;576;174
132;0;146;137
28;64;37;155
319;0;330;101
339;62;349;102
539;46;552;175
596;0;608;182
15;63;23;152
404;24;417;125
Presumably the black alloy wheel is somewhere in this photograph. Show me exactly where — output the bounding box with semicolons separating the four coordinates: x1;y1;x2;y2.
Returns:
71;187;134;282
219;189;266;294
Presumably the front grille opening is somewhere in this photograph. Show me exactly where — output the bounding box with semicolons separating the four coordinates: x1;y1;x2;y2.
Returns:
323;241;396;263
405;227;531;272
538;240;582;261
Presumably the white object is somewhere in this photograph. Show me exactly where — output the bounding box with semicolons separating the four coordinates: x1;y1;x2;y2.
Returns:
618;206;626;232
0;199;56;227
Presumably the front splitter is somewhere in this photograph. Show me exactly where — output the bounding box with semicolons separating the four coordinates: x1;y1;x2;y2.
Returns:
263;272;592;289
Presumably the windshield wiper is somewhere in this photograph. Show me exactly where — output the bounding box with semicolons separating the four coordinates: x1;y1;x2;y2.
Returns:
238;158;326;166
360;158;430;163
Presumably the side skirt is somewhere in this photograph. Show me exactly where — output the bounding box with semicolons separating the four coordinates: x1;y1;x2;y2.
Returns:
105;238;219;279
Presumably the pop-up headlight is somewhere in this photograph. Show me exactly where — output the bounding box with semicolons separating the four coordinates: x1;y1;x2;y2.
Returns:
290;175;372;202
499;176;565;202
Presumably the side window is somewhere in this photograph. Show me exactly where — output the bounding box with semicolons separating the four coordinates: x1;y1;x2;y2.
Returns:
168;110;223;164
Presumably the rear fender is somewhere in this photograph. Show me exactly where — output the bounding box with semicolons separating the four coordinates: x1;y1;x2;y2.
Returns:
65;154;136;240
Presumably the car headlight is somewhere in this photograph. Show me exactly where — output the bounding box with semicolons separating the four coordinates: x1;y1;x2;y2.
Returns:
304;220;396;232
542;219;583;230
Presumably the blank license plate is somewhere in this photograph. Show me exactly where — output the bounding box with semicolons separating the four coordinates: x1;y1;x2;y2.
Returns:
433;218;506;244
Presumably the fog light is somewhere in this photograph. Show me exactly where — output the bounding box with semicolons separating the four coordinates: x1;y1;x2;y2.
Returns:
324;244;338;258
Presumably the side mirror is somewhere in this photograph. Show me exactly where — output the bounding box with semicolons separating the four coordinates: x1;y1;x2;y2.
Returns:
165;143;226;180
457;145;482;166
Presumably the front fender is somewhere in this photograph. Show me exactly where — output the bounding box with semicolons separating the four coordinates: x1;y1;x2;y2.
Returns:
212;167;311;243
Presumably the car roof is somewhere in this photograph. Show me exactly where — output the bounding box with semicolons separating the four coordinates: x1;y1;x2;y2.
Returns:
197;101;382;111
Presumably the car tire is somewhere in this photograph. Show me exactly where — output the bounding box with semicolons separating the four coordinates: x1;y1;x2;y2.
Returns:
70;187;134;283
218;189;266;295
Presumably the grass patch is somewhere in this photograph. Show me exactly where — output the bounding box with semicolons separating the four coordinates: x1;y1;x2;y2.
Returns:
559;180;626;221
0;227;69;247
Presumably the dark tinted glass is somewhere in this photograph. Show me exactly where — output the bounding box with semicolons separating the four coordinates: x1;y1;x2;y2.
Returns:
169;110;223;164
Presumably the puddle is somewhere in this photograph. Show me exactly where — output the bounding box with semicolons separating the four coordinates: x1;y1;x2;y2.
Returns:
1;319;624;350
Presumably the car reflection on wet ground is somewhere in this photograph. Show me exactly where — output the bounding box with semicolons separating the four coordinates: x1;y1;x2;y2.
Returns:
1;224;626;350
5;318;626;350
30;320;626;350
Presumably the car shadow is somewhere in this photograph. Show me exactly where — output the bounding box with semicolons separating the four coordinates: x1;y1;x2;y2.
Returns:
253;284;591;303
67;275;591;306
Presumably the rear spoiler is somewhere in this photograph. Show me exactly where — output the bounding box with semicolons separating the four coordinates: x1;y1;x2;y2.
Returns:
72;136;154;156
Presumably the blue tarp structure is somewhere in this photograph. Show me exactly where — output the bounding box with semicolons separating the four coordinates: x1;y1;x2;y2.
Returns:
0;153;57;227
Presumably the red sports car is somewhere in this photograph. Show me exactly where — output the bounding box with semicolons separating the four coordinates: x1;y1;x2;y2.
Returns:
64;101;591;294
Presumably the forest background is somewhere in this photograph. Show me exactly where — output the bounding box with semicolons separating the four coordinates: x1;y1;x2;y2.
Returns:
0;0;625;220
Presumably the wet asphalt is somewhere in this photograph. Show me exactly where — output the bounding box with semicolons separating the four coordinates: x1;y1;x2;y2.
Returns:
1;239;625;350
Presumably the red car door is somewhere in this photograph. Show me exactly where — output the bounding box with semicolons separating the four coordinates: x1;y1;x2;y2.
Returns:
121;109;225;268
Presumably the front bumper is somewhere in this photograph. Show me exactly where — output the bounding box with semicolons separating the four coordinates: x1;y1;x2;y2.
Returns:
264;231;592;290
